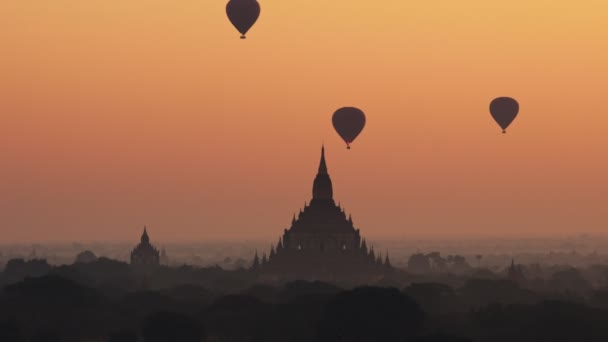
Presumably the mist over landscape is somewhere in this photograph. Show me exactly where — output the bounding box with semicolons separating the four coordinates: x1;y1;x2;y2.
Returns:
4;235;608;270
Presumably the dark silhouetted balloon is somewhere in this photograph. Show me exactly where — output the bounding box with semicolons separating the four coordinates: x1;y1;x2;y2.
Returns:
226;0;260;39
490;97;519;134
332;107;366;149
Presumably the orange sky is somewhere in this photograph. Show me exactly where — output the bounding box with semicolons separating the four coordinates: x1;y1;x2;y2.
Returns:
1;0;607;243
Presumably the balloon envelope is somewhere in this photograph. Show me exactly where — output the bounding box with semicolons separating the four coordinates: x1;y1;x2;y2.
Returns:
332;107;366;149
226;0;260;39
490;97;519;133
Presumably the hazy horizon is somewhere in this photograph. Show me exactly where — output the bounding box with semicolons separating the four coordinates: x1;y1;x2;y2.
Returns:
3;232;608;245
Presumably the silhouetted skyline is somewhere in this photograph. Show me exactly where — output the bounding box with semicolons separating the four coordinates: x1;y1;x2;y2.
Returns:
260;146;390;281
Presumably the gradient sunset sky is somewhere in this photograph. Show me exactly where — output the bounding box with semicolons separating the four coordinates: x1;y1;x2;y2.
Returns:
1;0;607;243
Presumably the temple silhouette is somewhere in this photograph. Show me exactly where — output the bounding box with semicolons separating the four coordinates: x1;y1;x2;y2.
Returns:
255;146;391;282
130;227;160;267
508;259;525;283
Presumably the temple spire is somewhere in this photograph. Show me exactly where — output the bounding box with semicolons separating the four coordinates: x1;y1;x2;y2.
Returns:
141;226;150;244
251;250;260;271
312;145;333;201
361;239;368;253
262;253;268;265
318;145;328;174
277;237;284;251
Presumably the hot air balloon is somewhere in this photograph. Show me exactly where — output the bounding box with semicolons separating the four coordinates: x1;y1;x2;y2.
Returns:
490;97;519;134
226;0;260;39
332;107;366;149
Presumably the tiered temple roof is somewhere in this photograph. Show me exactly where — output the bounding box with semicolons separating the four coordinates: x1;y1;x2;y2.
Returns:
258;146;391;281
130;227;160;267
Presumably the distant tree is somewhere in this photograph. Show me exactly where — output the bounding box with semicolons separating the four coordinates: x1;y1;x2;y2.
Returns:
449;255;471;274
4;258;51;278
408;253;431;274
242;284;281;302
471;268;498;279
159;284;216;306
590;288;608;309
587;265;608;288
427;252;448;272
317;287;425;342
74;250;98;264
142;312;204;342
3;275;103;307
1;275;112;340
549;268;591;295
472;301;608;342
282;280;343;299
275;294;333;342
121;291;180;318
475;254;483;267
460;279;536;308
519;301;608;342
403;283;462;314
204;295;270;342
234;257;247;269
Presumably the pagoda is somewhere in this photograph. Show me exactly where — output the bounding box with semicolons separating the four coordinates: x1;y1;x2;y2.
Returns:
259;146;390;281
130;227;160;267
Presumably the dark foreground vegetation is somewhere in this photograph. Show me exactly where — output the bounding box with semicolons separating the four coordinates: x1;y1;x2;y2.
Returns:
3;258;608;341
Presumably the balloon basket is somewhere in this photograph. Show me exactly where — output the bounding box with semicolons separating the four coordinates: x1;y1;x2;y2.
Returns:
240;35;246;39
502;130;506;134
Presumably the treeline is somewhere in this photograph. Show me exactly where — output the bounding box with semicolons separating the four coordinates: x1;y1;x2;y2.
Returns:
3;258;608;341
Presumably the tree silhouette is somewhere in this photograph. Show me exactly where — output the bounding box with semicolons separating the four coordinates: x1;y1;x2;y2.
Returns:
317;287;425;342
204;295;270;342
142;311;204;342
403;283;462;314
